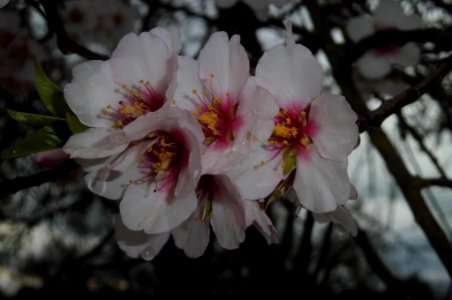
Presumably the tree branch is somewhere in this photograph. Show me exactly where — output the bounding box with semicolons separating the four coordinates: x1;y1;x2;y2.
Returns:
359;55;452;131
0;160;79;199
417;177;452;189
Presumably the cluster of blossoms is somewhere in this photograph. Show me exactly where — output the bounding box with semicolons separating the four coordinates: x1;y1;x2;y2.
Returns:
346;0;423;95
63;23;359;260
61;0;138;51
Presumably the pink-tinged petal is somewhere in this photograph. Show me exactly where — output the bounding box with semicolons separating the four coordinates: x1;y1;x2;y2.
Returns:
36;148;69;169
255;43;323;108
201;146;244;174
115;216;169;260
293;148;351;213
234;77;279;153
74;157;112;172
166;56;204;112
172;212;210;258
313;205;357;236
356;53;391;79
229;146;284;200
198;32;249;100
64;60;118;127
243;200;279;244
63;127;128;159
123;107;204;146
346;15;375;42
386;43;420;67
174;130;202;197
85;167;142;200
120;184;198;234
310;93;358;161
210;175;246;249
150;26;182;54
109;141;150;171
110;32;173;95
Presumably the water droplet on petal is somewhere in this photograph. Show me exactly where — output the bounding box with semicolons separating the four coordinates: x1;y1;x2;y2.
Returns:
141;247;154;260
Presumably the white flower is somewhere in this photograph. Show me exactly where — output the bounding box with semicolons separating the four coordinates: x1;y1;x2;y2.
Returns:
346;0;423;80
116;174;278;260
169;31;278;174
231;23;359;214
173;174;278;258
64;27;181;130
65;106;205;234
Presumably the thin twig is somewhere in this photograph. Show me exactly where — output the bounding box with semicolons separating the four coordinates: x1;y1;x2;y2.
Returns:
0;160;79;199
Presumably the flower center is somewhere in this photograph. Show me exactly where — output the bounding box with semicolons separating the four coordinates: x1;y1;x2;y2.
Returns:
138;131;187;192
190;87;241;147
268;107;313;151
102;80;164;128
267;106;316;175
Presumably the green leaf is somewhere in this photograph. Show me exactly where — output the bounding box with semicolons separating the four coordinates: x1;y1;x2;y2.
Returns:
7;109;66;126
281;147;297;176
66;112;88;134
34;62;70;117
1;126;64;159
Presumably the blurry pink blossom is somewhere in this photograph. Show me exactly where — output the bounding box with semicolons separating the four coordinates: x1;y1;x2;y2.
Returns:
346;0;423;80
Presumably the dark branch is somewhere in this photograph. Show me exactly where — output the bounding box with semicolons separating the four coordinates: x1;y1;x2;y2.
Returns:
359;55;452;131
417;177;452;189
0;160;79;199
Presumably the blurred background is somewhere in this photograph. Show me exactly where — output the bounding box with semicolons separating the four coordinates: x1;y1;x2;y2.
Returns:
0;0;451;299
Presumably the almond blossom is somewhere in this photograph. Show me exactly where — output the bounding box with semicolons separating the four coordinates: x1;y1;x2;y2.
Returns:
346;0;423;80
116;174;278;260
168;31;278;174
65;106;204;234
63;27;181;193
231;23;359;214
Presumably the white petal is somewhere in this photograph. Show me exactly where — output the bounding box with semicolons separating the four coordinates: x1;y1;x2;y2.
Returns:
293;148;351;213
256;43;323;108
64;60;118;128
210;175;246;249
63;128;128;159
85;166;142;200
166;56;204;112
346;16;375;42
110;31;173;95
310;93;358;161
356;53;391;79
387;43;420;67
234;77;279;153
172;211;210;258
150;26;182;54
313;205;357;236
198;32;250;100
115;216;169;260
229;146;284;200
243;200;279;244
120;184;197;234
